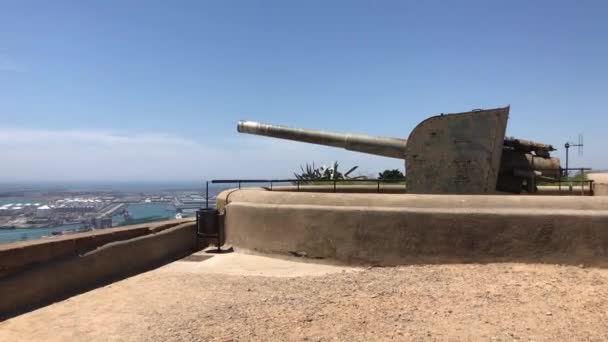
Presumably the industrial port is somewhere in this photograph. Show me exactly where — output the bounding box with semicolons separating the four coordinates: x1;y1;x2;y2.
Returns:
0;189;216;243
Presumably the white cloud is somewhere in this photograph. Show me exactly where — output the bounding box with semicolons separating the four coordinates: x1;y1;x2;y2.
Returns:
0;128;403;182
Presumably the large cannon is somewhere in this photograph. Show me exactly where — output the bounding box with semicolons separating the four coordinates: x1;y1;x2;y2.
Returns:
237;107;561;194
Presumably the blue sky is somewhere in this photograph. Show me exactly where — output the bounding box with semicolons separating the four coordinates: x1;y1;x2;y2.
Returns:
1;0;607;181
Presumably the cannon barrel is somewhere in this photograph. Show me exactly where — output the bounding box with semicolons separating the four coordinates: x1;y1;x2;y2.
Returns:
238;120;407;159
503;137;556;157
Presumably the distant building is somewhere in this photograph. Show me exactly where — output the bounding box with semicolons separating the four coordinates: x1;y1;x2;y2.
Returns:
36;205;53;218
55;205;96;213
92;217;112;229
53;198;103;213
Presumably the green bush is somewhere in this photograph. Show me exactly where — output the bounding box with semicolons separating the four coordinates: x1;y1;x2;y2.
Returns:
378;169;405;180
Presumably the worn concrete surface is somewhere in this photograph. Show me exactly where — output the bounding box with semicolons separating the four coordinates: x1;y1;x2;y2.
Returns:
589;173;608;196
1;251;608;341
160;250;357;277
0;221;198;318
219;189;608;266
596;184;608;196
217;188;608;211
0;218;194;278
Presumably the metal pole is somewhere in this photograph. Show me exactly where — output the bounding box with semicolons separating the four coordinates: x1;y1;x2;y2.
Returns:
565;143;570;178
565;142;570;190
581;168;584;195
206;181;209;209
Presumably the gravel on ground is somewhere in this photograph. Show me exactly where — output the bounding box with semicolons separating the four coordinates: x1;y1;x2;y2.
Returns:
1;254;608;341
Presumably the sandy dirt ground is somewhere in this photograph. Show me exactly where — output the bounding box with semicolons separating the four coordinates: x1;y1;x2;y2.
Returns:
1;252;608;341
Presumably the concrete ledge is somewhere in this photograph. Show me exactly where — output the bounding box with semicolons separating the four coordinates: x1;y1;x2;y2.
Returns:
220;189;608;267
596;184;608;196
225;202;608;266
0;220;199;319
588;173;608;196
0;219;194;278
217;188;608;211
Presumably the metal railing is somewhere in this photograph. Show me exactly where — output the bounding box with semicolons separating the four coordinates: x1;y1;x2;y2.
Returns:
205;167;596;200
209;178;407;195
541;167;594;195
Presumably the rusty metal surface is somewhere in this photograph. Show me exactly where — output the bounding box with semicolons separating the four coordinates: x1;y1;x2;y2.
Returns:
500;151;561;178
503;138;556;157
497;150;562;193
404;107;509;194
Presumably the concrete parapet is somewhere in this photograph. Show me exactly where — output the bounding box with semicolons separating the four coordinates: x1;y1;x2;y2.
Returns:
589;173;608;196
218;188;608;211
220;188;608;266
0;219;191;278
0;219;198;319
595;184;608;196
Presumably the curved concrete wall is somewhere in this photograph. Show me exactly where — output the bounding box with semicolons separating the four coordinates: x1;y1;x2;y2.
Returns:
589;173;608;196
596;184;608;196
0;219;199;319
0;219;190;278
219;188;608;266
218;188;608;211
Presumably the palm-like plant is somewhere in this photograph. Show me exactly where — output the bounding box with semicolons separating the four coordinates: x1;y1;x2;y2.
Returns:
294;161;360;183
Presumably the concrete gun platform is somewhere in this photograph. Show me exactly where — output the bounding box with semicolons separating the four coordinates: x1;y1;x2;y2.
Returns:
1;250;608;341
218;189;608;267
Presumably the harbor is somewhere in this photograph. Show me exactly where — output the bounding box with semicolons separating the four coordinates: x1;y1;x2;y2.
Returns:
0;192;218;244
0;203;177;244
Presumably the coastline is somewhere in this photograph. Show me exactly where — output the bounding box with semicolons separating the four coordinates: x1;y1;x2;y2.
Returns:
0;203;178;244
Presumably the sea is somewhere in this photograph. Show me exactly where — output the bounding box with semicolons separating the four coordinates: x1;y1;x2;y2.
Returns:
0;201;177;244
0;181;230;244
